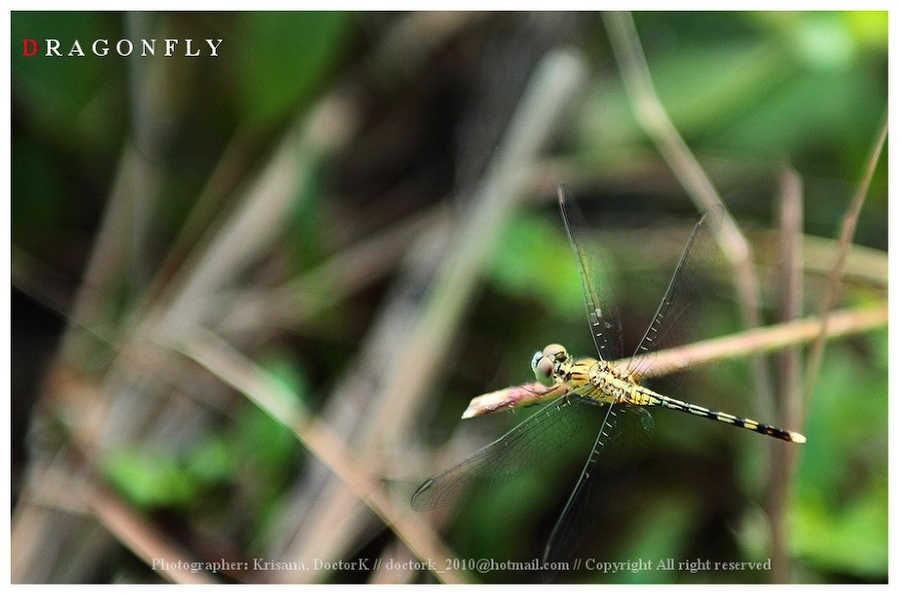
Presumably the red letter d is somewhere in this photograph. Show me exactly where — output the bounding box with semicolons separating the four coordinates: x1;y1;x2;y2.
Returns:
22;39;38;56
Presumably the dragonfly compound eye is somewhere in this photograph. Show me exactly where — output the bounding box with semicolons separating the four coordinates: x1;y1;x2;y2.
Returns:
533;356;555;387
542;343;568;362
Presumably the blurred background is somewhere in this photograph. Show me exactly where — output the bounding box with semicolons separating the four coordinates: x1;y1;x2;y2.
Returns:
10;11;887;584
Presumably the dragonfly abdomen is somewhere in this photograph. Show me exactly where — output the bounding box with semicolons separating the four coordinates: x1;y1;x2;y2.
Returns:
650;393;806;444
558;357;805;444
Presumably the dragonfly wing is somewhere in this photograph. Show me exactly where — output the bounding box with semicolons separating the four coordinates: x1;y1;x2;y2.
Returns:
411;395;597;512
541;403;653;579
627;204;724;378
557;186;622;362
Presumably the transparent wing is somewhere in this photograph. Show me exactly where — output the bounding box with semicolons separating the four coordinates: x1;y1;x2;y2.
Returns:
541;403;654;580
557;186;622;362
411;395;601;512
626;204;724;379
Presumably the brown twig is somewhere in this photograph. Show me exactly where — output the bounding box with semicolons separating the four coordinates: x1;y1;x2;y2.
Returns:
636;303;886;380
464;303;887;416
170;326;466;584
803;116;888;407
268;48;590;582
216;204;451;334
770;165;804;582
750;230;888;289
603;10;774;422
89;484;219;584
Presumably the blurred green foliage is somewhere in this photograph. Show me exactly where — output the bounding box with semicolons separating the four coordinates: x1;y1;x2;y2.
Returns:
102;447;213;509
791;330;888;579
490;212;586;320
12;12;125;151
11;11;351;258
577;11;887;219
100;349;308;546
233;12;349;127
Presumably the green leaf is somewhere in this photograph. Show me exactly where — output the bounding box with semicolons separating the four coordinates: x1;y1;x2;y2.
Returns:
612;497;699;583
488;212;589;319
183;435;235;485
232;351;308;474
11;12;124;151
792;483;888;579
101;449;199;509
791;332;887;579
233;12;349;126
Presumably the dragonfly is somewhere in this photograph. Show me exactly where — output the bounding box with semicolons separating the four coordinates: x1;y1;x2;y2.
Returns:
411;186;806;574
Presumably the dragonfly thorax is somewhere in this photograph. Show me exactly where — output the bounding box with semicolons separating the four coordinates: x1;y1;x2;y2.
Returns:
533;343;649;406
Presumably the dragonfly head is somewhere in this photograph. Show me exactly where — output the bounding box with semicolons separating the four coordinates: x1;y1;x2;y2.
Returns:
531;343;569;387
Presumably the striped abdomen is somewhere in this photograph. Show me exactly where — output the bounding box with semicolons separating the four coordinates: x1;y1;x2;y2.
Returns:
559;358;806;444
644;392;806;444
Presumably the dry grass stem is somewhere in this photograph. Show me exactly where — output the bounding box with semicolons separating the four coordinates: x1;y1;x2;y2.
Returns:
770;165;804;582
263;49;590;582
89;484;219;584
365;48;588;444
803;116;888;406
635;303;886;380
464;303;886;416
149;94;360;344
171;326;467;583
751;231;888;288
603;10;774;425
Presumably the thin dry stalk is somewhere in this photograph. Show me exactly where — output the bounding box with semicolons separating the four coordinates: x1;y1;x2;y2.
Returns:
218;204;451;334
146;93;360;344
751;230;888;288
89;484;219;584
463;303;887;417
770;165;804;582
775;167;807;434
57;148;139;362
365;49;588;445
123;12;169;290
144;125;260;302
803;116;888;406
170;326;466;584
603;11;775;423
264;49;589;582
635;304;887;379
